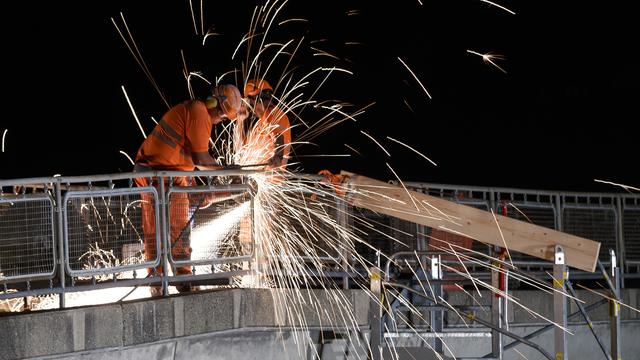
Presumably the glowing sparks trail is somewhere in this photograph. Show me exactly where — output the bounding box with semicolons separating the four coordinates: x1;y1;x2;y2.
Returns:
121;86;146;139
509;202;533;223
479;0;516;15
386;162;421;212
202;29;220;46
112;13;169;108
119;151;135;166
344;143;362;156
397;56;432;99
387;136;437;166
490;208;514;267
467;50;507;73
594;179;640;192
360;131;390;156
188;0;198;34
4;3;623;360
575;283;640;314
190;201;250;260
1;129;6;153
278;18;308;25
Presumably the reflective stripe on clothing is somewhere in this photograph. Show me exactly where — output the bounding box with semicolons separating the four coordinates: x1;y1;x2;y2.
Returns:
135;100;213;171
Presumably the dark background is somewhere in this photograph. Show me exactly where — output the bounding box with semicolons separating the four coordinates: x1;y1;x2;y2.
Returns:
1;0;637;192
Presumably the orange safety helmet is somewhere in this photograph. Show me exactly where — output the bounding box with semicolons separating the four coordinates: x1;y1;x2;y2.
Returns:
244;79;273;98
206;84;242;120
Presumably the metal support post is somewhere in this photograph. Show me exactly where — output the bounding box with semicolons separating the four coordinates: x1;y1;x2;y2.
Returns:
491;259;503;360
615;198;625;288
609;250;621;360
431;255;443;353
416;224;427;252
504;269;509;332
55;180;66;308
159;178;169;296
370;267;382;360
553;245;568;360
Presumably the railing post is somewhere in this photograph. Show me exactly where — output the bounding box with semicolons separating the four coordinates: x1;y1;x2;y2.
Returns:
431;254;443;354
615;197;625;288
556;194;563;232
55;180;66;308
554;245;568;360
491;258;503;359
159;177;169;296
370;267;382;360
609;250;621;360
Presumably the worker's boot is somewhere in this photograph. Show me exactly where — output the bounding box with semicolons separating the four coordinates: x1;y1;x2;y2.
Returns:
149;286;163;297
175;282;195;293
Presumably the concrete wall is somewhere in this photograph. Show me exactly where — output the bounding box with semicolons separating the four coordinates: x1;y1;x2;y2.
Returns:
0;289;370;360
2;288;639;360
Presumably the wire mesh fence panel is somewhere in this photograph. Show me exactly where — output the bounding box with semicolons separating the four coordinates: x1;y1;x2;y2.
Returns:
353;207;396;263
563;206;617;261
64;188;157;276
623;208;640;269
286;192;344;259
0;196;55;281
168;187;253;268
390;217;418;253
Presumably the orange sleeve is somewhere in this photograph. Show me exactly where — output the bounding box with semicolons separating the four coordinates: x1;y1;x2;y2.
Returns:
185;101;213;153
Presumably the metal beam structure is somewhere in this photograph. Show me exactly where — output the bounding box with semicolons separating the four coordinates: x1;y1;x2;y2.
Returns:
553;245;568;360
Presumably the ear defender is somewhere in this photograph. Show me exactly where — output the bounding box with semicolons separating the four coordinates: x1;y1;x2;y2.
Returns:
205;96;219;109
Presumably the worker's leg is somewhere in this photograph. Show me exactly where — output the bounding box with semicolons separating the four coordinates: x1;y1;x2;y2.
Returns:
134;176;162;275
169;176;193;276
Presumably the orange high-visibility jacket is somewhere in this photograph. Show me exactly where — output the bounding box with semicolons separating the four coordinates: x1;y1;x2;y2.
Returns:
135;100;213;170
258;105;291;166
240;104;291;167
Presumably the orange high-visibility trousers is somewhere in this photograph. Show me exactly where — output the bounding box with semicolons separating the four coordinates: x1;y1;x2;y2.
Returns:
134;175;192;276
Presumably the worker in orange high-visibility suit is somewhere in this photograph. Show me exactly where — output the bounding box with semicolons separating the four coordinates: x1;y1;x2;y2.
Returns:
234;79;291;286
133;84;244;293
236;79;291;170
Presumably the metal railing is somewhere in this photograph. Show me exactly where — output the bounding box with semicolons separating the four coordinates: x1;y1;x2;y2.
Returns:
1;173;639;305
393;181;640;280
0;194;56;282
0;170;257;304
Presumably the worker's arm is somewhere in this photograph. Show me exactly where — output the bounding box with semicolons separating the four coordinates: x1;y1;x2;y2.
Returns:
235;103;250;144
192;151;223;171
266;109;291;168
184;102;225;171
269;132;286;167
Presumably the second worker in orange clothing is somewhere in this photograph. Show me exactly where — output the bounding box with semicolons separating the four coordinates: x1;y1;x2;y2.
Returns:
235;78;291;170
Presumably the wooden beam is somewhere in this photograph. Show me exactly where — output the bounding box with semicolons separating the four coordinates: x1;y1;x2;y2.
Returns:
342;171;600;272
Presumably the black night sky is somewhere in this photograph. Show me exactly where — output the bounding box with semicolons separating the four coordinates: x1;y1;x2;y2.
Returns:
1;1;638;192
